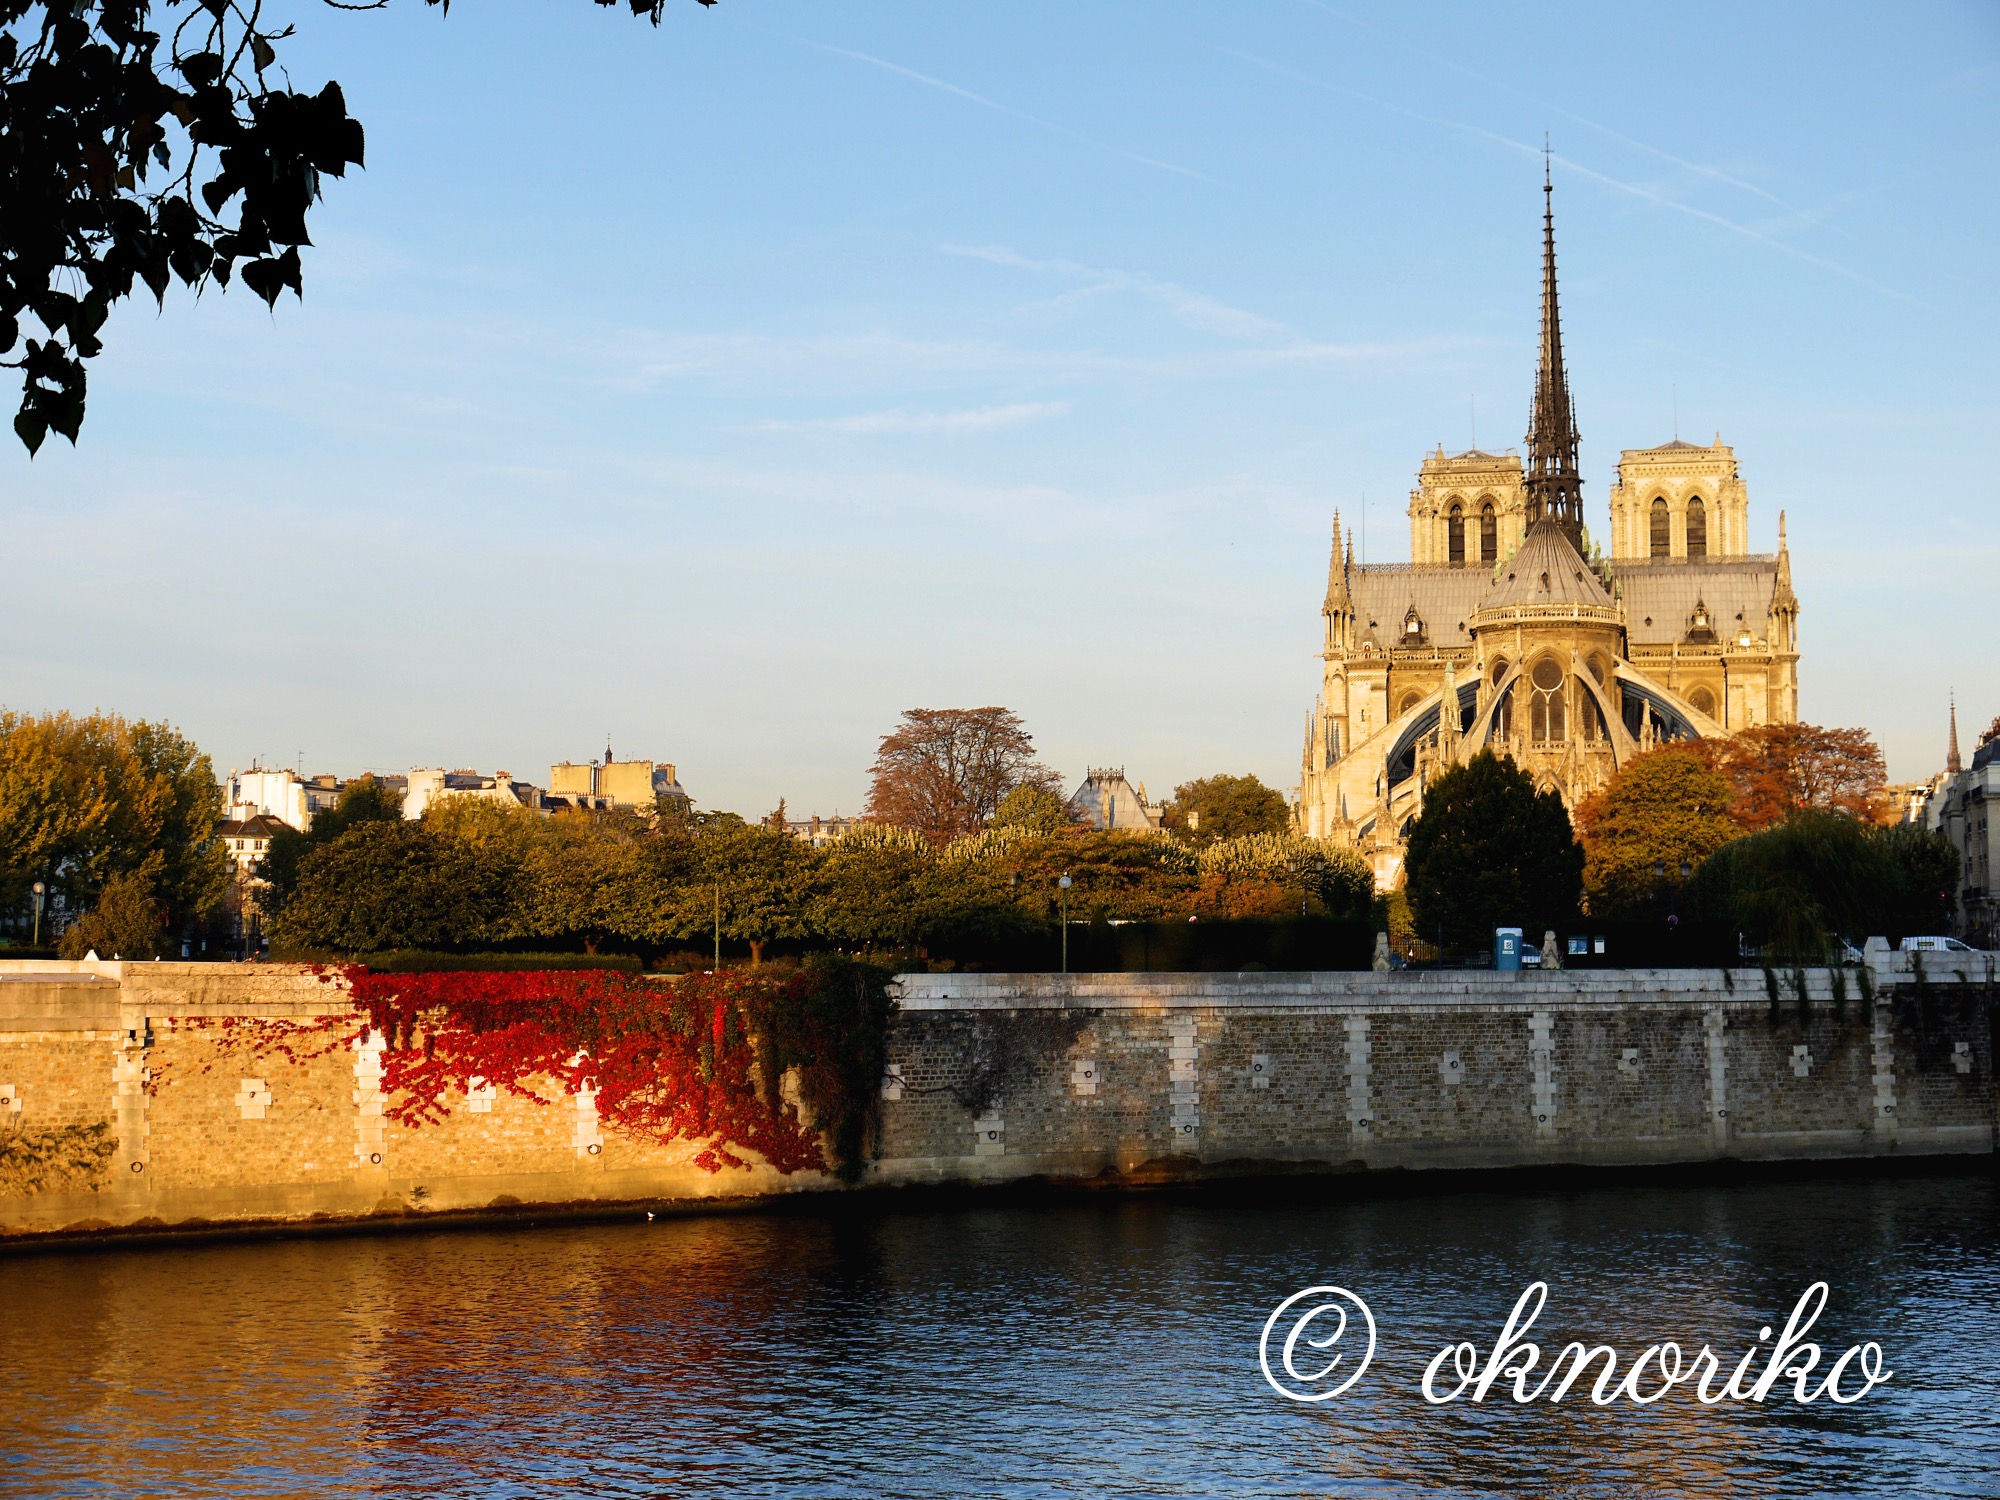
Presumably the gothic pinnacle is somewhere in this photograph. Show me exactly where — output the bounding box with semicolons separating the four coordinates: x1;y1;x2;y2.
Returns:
1324;511;1351;612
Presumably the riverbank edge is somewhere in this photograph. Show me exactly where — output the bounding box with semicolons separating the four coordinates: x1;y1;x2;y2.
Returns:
3;1147;1991;1257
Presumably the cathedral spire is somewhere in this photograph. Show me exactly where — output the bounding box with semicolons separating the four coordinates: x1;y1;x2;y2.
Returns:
1948;694;1962;775
1323;511;1351;612
1524;151;1584;548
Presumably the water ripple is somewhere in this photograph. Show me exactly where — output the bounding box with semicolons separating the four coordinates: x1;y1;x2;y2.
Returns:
1;1174;1995;1497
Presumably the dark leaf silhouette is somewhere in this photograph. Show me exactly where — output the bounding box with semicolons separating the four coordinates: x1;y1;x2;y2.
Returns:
1;0;715;451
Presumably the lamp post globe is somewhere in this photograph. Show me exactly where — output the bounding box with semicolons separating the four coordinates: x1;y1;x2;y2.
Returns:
31;881;45;948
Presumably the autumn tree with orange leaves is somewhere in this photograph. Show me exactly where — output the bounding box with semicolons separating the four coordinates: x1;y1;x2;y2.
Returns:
1716;723;1887;828
1576;722;1892;918
1575;745;1743;918
864;707;1064;843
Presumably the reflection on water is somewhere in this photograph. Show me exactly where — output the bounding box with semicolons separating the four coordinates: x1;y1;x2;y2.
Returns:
2;1174;1996;1498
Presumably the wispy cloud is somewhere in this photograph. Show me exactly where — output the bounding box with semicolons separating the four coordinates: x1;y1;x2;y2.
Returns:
618;323;1467;390
944;244;1298;342
791;37;1218;185
757;401;1070;435
1224;49;1915;304
1292;0;1793;210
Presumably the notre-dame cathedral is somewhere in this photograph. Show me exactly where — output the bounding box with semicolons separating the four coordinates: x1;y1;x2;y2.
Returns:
1297;173;1801;889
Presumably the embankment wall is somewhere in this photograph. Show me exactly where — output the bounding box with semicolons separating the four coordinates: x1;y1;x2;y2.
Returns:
1;957;1993;1242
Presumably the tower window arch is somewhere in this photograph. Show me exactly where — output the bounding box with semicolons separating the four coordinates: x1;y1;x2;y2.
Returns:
1479;502;1497;563
1686;495;1707;558
1447;504;1465;566
1530;657;1567;741
1650;497;1670;557
1688;686;1717;718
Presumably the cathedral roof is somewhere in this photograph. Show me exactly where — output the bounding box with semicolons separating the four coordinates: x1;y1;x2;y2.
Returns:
1346;564;1494;648
1477;518;1613;611
1611;555;1782;647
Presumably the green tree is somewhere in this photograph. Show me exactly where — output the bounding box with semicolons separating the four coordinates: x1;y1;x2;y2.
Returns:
989;784;1074;835
1575;746;1743;918
809;826;936;950
1872;822;1960;936
1691;813;1961;960
267;820;518;955
1161;774;1290;848
0;708;226;935
56;868;163;958
517;812;643;953
673;824;810;964
1402;751;1583;948
261;775;404;908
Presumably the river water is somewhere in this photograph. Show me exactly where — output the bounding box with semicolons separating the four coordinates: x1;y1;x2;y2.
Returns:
2;1172;1996;1498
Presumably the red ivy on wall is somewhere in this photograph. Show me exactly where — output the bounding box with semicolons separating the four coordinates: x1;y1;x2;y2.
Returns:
179;966;888;1176
339;967;828;1174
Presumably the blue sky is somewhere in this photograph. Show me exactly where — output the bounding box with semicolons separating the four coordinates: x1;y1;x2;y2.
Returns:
4;0;1996;812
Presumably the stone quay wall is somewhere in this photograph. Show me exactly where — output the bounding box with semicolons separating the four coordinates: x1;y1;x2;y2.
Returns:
1;955;1993;1243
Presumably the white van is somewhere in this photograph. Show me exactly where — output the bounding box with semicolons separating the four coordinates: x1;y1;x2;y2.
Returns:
1900;935;1981;953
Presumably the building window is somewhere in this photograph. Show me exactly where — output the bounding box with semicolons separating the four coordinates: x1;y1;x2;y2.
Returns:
1687;496;1707;558
1689;686;1717;718
1490;657;1509;686
1447;505;1465;566
1398;691;1421;717
1530;657;1566;741
1650;497;1670;557
1479;503;1497;563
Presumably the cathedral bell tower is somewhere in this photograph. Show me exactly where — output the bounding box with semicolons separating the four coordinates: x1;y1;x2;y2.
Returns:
1523;155;1585;551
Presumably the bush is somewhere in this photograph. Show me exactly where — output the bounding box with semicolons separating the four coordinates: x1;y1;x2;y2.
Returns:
57;870;165;959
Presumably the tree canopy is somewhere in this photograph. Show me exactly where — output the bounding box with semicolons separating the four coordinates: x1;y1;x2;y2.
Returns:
2;0;713;453
988;784;1074;835
1402;750;1582;948
1713;723;1888;829
267;795;1375;962
1160;773;1290;848
1574;745;1743;918
56;867;164;958
864;706;1062;843
0;706;227;936
260;773;403;908
1688;811;1958;961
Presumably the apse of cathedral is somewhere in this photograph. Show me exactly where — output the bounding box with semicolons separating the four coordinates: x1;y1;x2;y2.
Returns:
1297;171;1801;889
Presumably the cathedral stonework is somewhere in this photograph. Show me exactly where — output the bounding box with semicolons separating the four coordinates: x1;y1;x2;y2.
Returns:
1297;175;1801;889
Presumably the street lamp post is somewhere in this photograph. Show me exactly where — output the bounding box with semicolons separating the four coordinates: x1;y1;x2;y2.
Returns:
31;881;45;948
1058;873;1072;974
